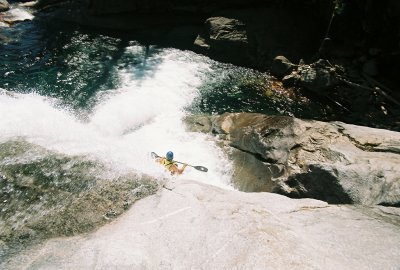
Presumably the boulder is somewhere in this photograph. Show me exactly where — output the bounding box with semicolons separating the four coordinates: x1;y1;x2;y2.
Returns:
270;55;296;79
0;0;9;12
186;113;400;205
194;8;325;70
297;59;340;92
194;16;251;66
2;180;400;269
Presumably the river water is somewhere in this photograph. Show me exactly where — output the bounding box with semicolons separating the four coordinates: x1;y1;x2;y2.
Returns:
0;12;323;190
1;17;236;188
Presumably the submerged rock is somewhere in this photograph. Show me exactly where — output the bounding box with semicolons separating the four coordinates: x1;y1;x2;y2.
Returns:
2;180;400;269
0;0;10;12
186;113;400;206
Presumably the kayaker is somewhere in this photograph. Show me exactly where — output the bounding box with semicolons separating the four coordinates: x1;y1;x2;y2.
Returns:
156;151;187;175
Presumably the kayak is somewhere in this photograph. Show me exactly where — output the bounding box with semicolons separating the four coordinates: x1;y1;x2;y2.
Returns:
151;152;208;172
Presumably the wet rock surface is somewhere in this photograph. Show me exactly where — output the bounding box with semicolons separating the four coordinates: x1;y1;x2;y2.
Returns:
185;113;400;206
0;140;159;260
0;1;35;28
0;0;9;12
271;55;296;79
2;180;399;269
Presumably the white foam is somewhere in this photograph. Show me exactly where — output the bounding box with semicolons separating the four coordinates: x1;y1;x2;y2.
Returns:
0;49;233;189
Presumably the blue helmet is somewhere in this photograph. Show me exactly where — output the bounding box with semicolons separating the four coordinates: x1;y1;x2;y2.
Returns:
166;151;174;161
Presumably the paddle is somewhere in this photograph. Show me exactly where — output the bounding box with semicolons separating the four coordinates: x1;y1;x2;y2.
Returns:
151;152;208;172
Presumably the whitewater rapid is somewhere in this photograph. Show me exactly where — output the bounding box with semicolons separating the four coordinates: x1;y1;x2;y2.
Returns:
0;47;233;189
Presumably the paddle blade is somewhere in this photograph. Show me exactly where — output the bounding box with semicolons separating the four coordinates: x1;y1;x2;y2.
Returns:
151;152;159;159
193;165;208;172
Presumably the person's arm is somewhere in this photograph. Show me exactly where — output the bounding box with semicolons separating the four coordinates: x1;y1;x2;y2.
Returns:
177;164;188;175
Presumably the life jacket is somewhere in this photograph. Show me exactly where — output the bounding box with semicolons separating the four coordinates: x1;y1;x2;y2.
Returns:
160;157;177;173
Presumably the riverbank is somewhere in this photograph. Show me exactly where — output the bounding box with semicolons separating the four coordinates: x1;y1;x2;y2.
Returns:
185;113;400;206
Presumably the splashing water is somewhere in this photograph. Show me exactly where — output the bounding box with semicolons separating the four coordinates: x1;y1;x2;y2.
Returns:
0;48;234;189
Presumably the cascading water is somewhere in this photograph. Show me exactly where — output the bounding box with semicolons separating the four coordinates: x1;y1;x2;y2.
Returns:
0;47;234;188
0;27;241;259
